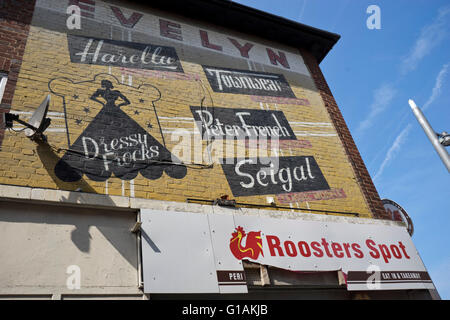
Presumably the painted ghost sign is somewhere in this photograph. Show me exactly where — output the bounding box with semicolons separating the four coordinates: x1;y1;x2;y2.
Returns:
220;156;330;197
190;106;297;140
49;74;187;182
67;35;184;72
0;0;375;217
202;66;296;98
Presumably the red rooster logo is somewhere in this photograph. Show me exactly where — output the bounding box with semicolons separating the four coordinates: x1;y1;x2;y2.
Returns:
229;226;263;260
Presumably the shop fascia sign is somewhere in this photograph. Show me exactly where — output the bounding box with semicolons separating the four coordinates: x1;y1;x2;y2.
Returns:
140;210;435;293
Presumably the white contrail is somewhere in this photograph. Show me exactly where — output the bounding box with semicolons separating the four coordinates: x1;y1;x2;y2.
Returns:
422;63;449;112
400;5;450;75
357;83;396;135
373;124;412;181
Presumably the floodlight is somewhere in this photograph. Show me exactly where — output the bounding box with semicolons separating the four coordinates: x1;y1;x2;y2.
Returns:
409;99;450;172
4;95;51;141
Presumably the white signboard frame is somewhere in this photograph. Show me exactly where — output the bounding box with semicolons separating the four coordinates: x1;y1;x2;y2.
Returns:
141;210;247;294
141;209;434;293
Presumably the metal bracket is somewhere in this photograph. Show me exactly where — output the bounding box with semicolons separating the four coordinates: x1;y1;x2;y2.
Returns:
131;221;142;233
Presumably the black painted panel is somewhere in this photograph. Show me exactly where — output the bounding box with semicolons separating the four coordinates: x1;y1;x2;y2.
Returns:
190;106;297;140
67;34;184;72
220;156;330;197
202;65;296;97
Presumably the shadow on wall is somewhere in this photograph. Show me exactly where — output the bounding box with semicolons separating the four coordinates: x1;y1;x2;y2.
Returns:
0;200;139;286
32;140;137;268
36;140;97;196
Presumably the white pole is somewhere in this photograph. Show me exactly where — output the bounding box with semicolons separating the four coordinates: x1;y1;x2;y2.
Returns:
408;99;450;172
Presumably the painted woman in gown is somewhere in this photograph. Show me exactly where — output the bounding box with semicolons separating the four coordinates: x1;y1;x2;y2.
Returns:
54;80;187;182
90;80;130;110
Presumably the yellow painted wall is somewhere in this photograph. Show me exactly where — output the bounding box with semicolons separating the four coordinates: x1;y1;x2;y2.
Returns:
0;0;373;218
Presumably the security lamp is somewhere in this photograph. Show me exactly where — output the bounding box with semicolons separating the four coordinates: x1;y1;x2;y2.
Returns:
437;132;450;147
4;95;51;141
409;99;450;172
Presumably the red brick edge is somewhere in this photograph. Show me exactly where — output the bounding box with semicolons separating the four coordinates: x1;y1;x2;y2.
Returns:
300;48;389;220
0;0;36;149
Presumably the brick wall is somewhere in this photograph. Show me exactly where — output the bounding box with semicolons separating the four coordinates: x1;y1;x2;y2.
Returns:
0;0;383;219
0;0;36;148
300;48;389;220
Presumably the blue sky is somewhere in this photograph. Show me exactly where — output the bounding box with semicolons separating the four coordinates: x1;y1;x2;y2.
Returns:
233;0;450;298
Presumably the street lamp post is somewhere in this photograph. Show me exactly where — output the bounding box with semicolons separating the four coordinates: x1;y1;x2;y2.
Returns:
408;99;450;172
